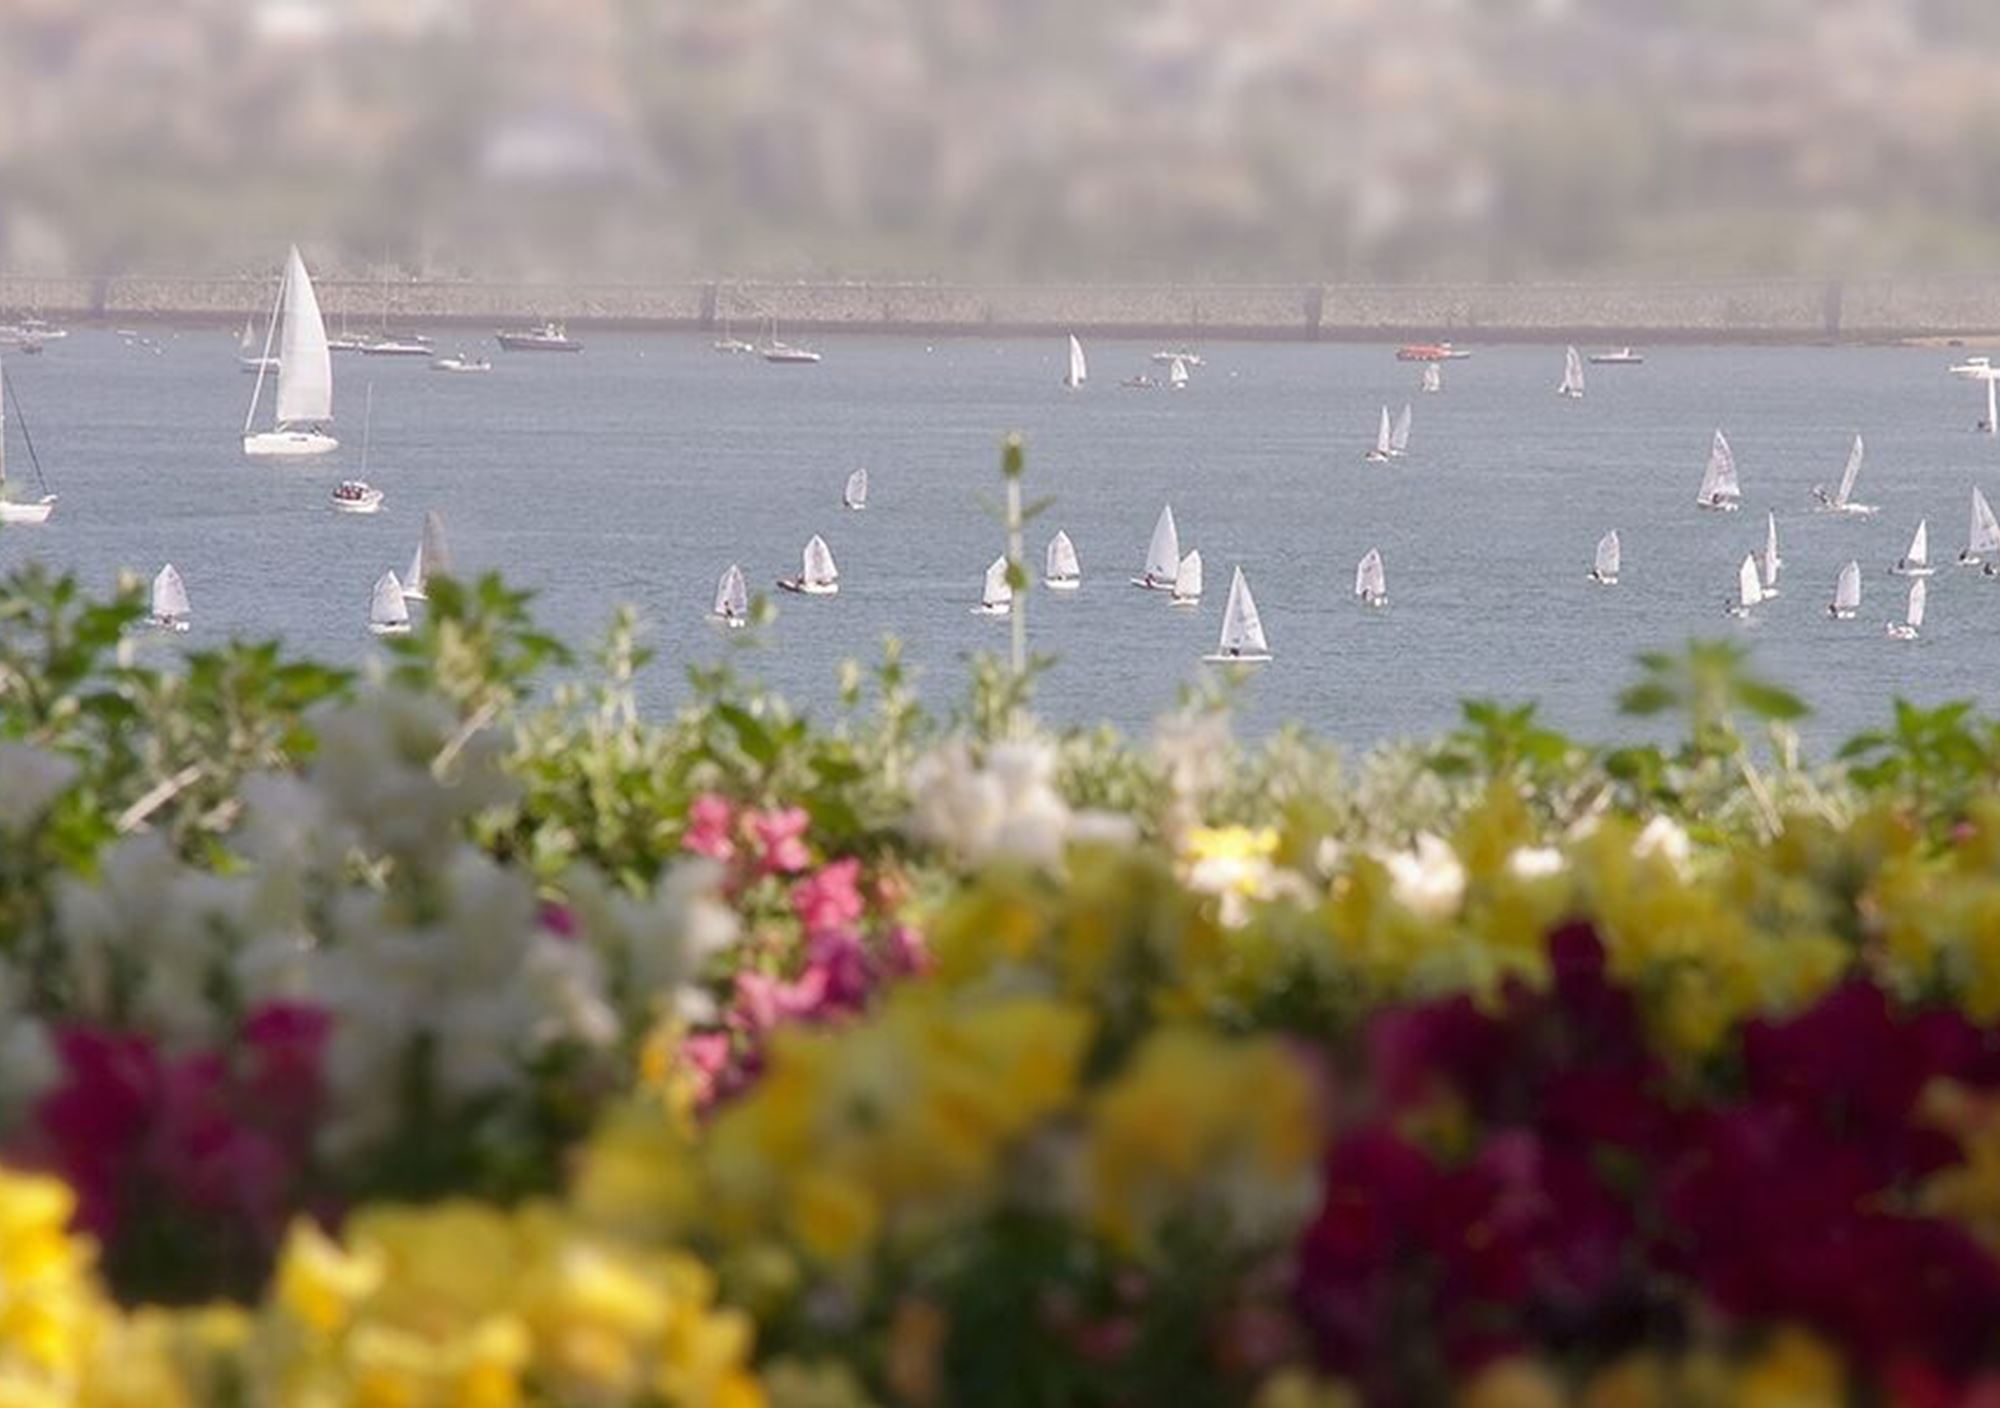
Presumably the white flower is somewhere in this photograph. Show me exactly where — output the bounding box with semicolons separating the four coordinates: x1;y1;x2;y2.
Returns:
1634;815;1692;874
1380;833;1466;921
908;736;1121;870
1507;846;1566;881
0;744;75;833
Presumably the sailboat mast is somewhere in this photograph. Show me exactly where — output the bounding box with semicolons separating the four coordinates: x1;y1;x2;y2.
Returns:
243;267;285;434
361;382;374;476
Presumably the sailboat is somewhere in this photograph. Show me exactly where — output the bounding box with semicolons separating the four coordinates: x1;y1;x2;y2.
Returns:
712;313;756;356
1696;430;1741;511
1828;560;1861;619
1726;554;1763;618
1959;488;2000;565
1201;567;1272;664
331;383;384;513
1170;549;1203;606
1558;345;1586;399
1892;519;1933;577
711;564;749;628
242;245;337;457
1955;360;2000;435
1168;356;1189;390
369;571;411;635
403;511;451;602
1132;505;1180;589
973;556;1013;616
1811;435;1878;515
1760;511;1782;598
239;312;279;374
1063;335;1087;389
1364;406;1393;463
0;351;56;523
1388;404;1413;458
1420;362;1442;395
1589;530;1620;585
843;468;868;511
1887;577;1926;640
1355;548;1388;607
150;565;191;632
777;534;839;595
757;316;821;364
1045;530;1081;591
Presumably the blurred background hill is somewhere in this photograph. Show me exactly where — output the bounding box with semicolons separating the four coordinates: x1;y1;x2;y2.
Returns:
4;0;1998;283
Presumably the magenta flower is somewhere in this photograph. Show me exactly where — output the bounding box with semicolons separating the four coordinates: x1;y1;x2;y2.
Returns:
792;857;865;934
749;806;812;875
683;793;738;862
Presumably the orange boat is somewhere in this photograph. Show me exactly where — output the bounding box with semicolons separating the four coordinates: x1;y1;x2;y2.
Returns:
1395;342;1469;362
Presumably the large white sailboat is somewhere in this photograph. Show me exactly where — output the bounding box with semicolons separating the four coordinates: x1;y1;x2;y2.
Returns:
403;511;451;602
1696;430;1741;511
1063;335;1087;389
843;468;868;511
1589;530;1620;585
711;564;750;627
1811;435;1878;515
1045;530;1081;591
1170;549;1203;606
1959;488;2000;566
1887;577;1926;640
1892;519;1933;577
1760;511;1783;598
1355;547;1388;607
0;351;56;524
368;571;411;635
778;534;839;595
151;565;191;632
1558;345;1586;399
1202;568;1271;664
1132;505;1180;589
1726;553;1763;618
1828;560;1861;619
973;556;1013;616
243;246;336;457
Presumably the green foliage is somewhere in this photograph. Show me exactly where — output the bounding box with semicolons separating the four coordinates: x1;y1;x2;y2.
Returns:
1840;697;2000;828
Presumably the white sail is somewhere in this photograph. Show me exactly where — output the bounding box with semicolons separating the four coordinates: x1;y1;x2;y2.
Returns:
272;246;333;427
1045;529;1080;583
1737;554;1763;609
1560;345;1585;397
1355;547;1386;601
1169;356;1189;388
370;570;411;632
1969;488;2000;556
1389;404;1412;455
981;555;1013;610
1762;510;1782;590
1213;568;1270;658
239;315;256;355
1171;549;1203;603
1065;334;1087;388
1907;576;1927;629
1421;362;1441;394
1832;560;1861;614
1141;504;1180;584
714;563;748;619
843;468;868;510
1898;518;1930;571
1594;530;1620;580
1836;435;1864;507
803;533;838;587
1697;430;1741;507
152;564;190;621
404;510;450;600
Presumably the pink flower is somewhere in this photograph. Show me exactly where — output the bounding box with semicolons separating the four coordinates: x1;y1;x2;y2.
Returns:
792;857;864;934
537;901;578;939
749;806;812;875
883;925;931;978
731;969;831;1035
683;793;738;861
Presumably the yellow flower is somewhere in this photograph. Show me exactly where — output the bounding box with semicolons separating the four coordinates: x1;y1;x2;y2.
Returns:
786;1172;880;1264
1252;1369;1361;1408
0;1168;106;1396
1737;1327;1845;1408
277;1219;387;1338
1455;1357;1566;1408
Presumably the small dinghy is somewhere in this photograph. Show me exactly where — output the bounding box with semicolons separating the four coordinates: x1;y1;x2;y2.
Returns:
1063;334;1087;389
843;468;868;511
778;534;839;595
1168;356;1190;390
403;510;451;602
1170;549;1203;607
1132;505;1181;589
369;570;411;635
151;564;191;633
1760;511;1783;598
1892;518;1933;577
1726;553;1763;618
1420;362;1442;395
1557;345;1586;399
1202;567;1272;664
1388;403;1413;458
1696;430;1741;511
711;563;749;628
1355;547;1388;608
1828;560;1861;619
1589;529;1620;585
1363;406;1393;463
1811;435;1878;515
972;555;1013;616
1045;530;1081;591
1959;488;2000;565
1887;577;1926;641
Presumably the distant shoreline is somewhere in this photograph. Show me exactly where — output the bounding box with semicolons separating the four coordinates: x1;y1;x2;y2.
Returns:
8;274;2000;344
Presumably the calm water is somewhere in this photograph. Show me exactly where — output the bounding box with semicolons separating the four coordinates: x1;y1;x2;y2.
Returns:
4;330;1995;750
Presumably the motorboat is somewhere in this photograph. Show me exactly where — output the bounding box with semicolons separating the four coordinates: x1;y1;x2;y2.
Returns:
762;341;823;364
361;336;434;357
497;321;583;352
1589;348;1645;365
430;351;492;373
1396;342;1472;362
331;479;384;514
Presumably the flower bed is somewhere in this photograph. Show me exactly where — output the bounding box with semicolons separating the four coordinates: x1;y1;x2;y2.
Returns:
4;563;2000;1404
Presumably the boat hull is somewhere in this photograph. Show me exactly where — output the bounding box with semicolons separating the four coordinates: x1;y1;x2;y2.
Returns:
332;495;384;515
971;604;1011;616
776;579;838;596
244;430;339;458
1589;572;1617;586
239;357;281;374
1170;597;1200;608
369;622;411;636
1045;578;1080;591
1129;576;1173;590
1887;625;1920;640
0;497;56;525
497;335;582;352
1202;652;1271;664
1891;565;1935;577
1697;501;1741;513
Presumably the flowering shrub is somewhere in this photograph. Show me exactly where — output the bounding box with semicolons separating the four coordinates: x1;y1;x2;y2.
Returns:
9;560;2000;1402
